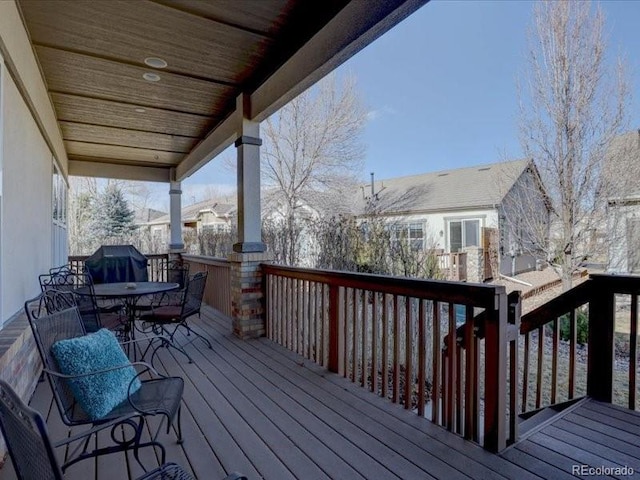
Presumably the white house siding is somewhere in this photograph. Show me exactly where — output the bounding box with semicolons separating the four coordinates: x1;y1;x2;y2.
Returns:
381;209;499;252
1;67;53;324
498;168;547;276
607;200;640;273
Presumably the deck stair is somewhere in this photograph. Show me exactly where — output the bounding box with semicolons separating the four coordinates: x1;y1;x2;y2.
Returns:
517;397;588;440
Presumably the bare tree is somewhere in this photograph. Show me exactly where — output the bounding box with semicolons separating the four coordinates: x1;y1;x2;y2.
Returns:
68;177;99;255
261;73;367;265
309;182;444;280
512;1;629;289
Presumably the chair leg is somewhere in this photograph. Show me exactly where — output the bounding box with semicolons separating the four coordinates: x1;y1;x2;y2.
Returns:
148;334;193;365
133;438;166;472
175;321;213;349
174;404;184;444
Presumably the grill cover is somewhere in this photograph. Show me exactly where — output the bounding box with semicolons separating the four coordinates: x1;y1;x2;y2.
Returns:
84;245;148;284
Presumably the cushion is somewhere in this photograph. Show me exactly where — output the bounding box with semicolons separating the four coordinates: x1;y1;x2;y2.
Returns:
51;328;141;420
140;305;181;323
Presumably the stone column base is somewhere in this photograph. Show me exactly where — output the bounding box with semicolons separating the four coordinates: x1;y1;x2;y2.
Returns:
228;251;273;339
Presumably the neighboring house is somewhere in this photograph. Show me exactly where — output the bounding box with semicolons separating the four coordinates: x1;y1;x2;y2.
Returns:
139;199;236;251
608;195;640;274
354;159;549;280
134;207;167;224
606;130;640;274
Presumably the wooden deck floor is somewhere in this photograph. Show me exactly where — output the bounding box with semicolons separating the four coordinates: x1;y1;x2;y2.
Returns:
502;400;640;479
2;305;639;479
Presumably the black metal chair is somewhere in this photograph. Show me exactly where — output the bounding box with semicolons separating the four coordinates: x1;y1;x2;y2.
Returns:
49;264;77;275
0;379;247;480
166;260;190;289
139;271;212;355
136;260;189;314
39;270;124;333
24;293;185;472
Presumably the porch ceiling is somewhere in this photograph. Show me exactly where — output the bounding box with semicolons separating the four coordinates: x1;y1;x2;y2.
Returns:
17;0;428;183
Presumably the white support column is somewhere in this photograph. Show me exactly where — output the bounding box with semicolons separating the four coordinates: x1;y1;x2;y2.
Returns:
234;94;265;253
169;176;184;252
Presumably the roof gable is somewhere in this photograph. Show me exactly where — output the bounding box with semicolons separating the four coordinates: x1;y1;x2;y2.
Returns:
357;159;531;214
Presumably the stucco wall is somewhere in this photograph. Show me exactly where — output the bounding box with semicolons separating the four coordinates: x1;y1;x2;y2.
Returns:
1;66;52;323
608;202;640;273
382;208;499;251
498;168;547;275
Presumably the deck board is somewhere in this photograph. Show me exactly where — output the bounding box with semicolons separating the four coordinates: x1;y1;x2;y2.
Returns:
206;323;489;480
552;418;640;461
177;333;368;480
503;399;640;480
200;318;429;479
543;425;640;471
2;305;640;480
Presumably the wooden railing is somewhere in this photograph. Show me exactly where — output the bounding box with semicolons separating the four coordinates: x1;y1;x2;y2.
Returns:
519;274;640;414
436;252;467;281
263;264;515;452
182;255;232;317
68;253;169;281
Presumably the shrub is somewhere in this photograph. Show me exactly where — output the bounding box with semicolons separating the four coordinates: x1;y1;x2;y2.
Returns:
558;310;589;345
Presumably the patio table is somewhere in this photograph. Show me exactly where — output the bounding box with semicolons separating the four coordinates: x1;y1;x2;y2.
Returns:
75;281;179;339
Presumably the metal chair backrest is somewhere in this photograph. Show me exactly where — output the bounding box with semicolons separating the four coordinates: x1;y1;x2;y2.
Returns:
48;264;77;276
0;379;64;480
167;260;189;290
40;271;102;332
182;271;207;319
24;295;92;424
38;288;77;315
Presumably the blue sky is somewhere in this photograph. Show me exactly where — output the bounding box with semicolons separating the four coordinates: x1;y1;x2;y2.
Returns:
175;0;640;206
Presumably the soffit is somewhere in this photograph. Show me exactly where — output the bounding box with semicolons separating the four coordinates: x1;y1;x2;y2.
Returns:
17;0;428;181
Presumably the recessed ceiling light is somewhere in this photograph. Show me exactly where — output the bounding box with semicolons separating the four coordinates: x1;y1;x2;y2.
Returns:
144;57;168;69
143;72;161;82
134;108;146;113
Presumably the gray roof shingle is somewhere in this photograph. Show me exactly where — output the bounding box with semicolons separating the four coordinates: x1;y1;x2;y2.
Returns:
355;159;532;214
145;199;236;225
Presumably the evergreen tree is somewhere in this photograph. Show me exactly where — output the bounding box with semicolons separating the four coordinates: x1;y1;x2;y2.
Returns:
91;182;135;242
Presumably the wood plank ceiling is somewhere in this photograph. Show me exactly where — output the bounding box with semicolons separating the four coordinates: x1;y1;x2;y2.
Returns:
18;0;350;177
19;0;347;178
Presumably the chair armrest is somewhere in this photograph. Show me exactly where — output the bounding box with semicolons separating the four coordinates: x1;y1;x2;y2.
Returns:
43;360;158;380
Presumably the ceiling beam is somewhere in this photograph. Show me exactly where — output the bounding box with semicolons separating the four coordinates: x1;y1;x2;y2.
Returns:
175;107;239;181
69;160;171;182
249;0;429;122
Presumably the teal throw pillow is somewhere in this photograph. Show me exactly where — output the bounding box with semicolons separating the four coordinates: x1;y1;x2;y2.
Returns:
51;328;141;420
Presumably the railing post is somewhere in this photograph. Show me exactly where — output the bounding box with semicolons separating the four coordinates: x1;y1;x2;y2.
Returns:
587;279;615;403
484;288;507;452
328;284;340;373
507;291;521;445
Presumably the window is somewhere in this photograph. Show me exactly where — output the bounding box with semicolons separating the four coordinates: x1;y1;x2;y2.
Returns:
52;165;67;225
448;219;480;252
201;223;229;233
391;222;424;251
52;164;68;266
